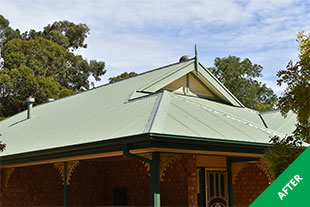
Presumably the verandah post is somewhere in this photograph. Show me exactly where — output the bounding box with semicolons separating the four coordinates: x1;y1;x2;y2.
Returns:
64;161;70;207
150;152;160;207
227;157;233;207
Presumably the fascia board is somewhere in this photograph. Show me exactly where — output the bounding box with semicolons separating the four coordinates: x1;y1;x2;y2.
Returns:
0;134;152;166
149;133;271;148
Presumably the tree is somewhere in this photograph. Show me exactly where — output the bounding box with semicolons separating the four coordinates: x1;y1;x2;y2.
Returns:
109;72;138;83
0;62;75;116
209;56;277;111
263;136;305;178
262;32;310;179
0;15;20;48
2;38;105;91
0;16;106;118
0;15;21;66
21;21;89;52
277;32;310;140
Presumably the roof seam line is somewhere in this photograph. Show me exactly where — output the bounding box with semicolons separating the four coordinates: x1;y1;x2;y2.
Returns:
258;113;268;128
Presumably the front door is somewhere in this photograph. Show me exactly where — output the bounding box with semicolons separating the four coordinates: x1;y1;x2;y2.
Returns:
205;169;228;207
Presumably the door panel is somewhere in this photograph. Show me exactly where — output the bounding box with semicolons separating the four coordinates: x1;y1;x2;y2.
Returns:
205;169;228;207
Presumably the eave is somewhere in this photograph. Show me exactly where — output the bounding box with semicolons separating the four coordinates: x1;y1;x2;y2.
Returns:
0;133;271;168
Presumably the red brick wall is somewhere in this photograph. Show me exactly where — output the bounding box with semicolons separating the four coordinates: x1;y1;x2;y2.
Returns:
233;164;270;207
186;155;198;207
0;164;63;206
70;158;150;206
0;154;198;206
161;154;197;207
70;160;109;206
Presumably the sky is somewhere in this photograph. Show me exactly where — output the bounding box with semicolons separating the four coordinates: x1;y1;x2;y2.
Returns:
0;0;309;95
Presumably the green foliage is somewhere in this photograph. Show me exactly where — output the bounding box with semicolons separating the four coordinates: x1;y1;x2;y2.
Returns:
0;15;106;118
262;32;309;181
3;38;106;91
0;15;20;48
109;72;138;83
209;56;277;111
263;136;305;178
0;64;75;117
277;32;310;140
21;21;90;51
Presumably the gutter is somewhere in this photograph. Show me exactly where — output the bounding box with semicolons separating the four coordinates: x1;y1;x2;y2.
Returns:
123;144;151;163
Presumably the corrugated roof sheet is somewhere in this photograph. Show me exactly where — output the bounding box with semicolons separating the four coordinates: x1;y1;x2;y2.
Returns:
260;110;297;135
147;92;284;143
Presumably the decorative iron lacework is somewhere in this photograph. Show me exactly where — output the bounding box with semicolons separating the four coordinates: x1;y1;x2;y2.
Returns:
256;161;275;184
3;168;15;188
54;161;79;185
232;161;274;185
231;162;248;185
140;153;180;182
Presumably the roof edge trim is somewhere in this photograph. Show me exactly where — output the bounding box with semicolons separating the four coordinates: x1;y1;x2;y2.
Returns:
198;63;244;107
139;60;195;93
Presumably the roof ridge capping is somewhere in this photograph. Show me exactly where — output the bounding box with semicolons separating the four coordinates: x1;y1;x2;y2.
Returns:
125;59;195;102
138;59;195;92
107;58;195;87
144;90;171;133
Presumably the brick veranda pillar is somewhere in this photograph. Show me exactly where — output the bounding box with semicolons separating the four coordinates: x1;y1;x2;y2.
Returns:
150;152;160;207
187;155;198;207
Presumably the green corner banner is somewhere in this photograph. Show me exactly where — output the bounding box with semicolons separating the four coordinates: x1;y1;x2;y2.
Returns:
251;146;310;206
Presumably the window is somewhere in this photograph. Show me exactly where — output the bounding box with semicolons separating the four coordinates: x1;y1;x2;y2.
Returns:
113;187;128;206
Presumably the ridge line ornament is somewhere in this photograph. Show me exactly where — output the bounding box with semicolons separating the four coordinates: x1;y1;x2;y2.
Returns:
140;153;180;182
54;161;79;185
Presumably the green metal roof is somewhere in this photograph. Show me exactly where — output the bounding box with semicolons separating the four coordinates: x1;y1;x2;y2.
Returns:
260;110;297;135
0;58;297;158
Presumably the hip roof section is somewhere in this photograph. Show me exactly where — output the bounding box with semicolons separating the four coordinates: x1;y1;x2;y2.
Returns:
0;58;296;157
